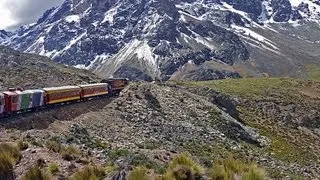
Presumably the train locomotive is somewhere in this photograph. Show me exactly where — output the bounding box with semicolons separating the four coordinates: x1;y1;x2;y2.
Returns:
0;78;129;117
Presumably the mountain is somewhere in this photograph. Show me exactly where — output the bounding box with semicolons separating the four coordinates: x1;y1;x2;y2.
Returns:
0;46;99;91
0;30;10;41
1;0;320;81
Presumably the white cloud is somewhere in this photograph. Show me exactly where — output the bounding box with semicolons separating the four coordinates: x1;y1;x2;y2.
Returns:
0;0;63;30
0;3;17;29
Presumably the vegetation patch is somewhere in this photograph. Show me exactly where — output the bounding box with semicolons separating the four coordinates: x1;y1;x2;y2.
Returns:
17;140;29;151
0;143;22;163
48;163;60;176
0;151;15;180
46;140;61;153
125;153;266;180
305;64;320;80
22;166;51;180
211;156;266;180
128;166;149;180
69;166;106;180
239;107;318;165
182;78;303;100
60;145;81;161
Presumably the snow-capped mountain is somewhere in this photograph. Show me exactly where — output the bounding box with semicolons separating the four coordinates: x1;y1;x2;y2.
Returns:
1;0;320;81
0;30;10;41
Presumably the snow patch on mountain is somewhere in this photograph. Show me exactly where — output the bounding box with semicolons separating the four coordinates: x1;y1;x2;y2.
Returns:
65;15;81;23
101;5;120;24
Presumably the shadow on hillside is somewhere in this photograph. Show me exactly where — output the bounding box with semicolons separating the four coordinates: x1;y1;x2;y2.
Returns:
0;97;116;131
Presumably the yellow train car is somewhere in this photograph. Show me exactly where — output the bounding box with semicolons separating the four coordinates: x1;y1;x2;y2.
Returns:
43;86;81;105
79;83;108;98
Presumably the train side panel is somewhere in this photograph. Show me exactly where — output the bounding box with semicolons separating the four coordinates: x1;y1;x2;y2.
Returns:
3;91;20;113
19;90;45;109
0;93;5;114
31;90;45;107
43;86;81;105
79;83;108;98
19;91;32;110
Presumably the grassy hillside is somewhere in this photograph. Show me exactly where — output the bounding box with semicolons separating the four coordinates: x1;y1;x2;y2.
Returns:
305;64;320;80
182;78;320;178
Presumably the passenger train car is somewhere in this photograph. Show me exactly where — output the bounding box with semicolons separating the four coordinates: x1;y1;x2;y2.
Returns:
0;78;129;117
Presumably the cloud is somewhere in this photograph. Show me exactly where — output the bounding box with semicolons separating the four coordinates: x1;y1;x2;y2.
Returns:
0;0;64;30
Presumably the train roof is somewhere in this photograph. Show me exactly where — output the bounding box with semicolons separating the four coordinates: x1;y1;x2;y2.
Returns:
2;91;18;96
78;83;107;88
15;89;45;94
42;86;81;91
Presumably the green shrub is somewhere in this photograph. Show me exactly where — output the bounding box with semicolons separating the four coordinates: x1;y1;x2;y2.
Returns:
45;141;61;153
0;152;15;180
22;166;51;180
48;163;59;176
94;139;110;149
212;156;267;180
60;146;81;161
69;166;106;180
243;164;266;180
105;164;119;174
30;139;42;147
0;143;22;163
170;165;197;180
128;166;149;180
17;140;29;151
168;153;203;175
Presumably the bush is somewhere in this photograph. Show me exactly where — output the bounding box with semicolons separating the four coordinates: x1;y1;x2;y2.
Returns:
243;164;266;180
45;141;61;153
48;163;59;176
69;166;106;180
128;166;149;180
212;156;267;180
168;153;203;175
22;166;51;180
0;143;22;163
0;152;14;180
17;140;29;151
60;146;81;161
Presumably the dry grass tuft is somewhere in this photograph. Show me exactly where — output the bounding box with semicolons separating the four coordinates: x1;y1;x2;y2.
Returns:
22;166;51;180
128;166;149;180
69;165;106;180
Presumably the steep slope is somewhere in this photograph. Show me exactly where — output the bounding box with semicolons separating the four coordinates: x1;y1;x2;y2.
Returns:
1;0;320;81
0;46;99;91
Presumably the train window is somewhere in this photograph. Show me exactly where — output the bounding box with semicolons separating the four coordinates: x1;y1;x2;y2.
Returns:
0;98;3;105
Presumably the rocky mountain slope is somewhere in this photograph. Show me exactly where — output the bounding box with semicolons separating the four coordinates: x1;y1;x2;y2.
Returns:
1;0;320;81
0;46;99;91
0;78;319;179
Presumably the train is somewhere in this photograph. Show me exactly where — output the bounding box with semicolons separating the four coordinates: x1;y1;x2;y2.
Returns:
0;78;129;117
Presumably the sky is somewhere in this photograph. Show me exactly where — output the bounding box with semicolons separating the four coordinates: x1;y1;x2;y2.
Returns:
0;0;64;30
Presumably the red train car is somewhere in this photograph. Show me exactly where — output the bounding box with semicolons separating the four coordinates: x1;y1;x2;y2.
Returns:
2;91;20;113
79;83;108;98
